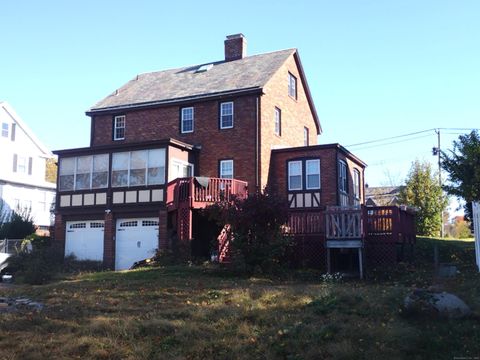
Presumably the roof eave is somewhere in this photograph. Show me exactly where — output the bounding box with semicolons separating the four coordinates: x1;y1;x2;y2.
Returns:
293;51;322;135
86;87;263;116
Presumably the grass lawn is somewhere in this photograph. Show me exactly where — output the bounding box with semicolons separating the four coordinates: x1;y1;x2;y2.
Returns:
0;237;479;359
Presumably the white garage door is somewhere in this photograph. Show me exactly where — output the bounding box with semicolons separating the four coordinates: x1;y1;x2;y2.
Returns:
65;221;104;261
115;218;159;270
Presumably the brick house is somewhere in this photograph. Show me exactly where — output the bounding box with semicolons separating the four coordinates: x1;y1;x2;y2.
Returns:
53;34;413;272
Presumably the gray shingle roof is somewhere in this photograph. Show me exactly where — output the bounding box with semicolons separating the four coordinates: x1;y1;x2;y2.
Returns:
89;49;296;112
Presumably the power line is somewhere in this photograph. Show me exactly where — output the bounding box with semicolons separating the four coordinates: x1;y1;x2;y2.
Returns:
346;127;479;149
350;134;434;151
346;129;435;147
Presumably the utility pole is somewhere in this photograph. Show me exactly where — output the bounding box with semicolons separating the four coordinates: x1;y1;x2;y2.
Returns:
432;129;444;238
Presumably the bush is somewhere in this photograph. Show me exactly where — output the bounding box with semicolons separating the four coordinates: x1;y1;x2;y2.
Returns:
7;236;63;285
205;191;291;275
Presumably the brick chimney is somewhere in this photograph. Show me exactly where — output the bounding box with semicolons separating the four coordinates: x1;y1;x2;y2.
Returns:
224;34;247;61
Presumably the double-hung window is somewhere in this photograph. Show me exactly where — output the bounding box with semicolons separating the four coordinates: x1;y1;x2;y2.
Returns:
219;160;233;179
114;115;125;140
288;72;297;99
1;123;8;138
181;107;194;133
288;161;302;190
306;159;320;189
353;169;361;202
274;107;281;136
339;160;348;193
220;102;233;129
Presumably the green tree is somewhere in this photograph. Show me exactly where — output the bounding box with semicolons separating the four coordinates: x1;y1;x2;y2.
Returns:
441;131;480;221
399;160;448;236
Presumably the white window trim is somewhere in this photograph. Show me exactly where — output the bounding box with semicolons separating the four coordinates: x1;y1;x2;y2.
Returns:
219;159;234;179
288;160;303;191
305;159;321;190
220;102;234;129
170;158;194;180
59;154;110;191
181;107;194;134
114;115;126;141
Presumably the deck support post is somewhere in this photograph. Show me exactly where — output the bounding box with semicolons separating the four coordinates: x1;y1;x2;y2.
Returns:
358;247;364;279
327;248;331;274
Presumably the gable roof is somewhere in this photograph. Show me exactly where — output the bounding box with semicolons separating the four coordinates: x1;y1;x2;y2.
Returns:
0;101;53;158
365;186;404;206
86;48;321;134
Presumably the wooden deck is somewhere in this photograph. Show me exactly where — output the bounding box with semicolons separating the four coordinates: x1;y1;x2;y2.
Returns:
166;177;248;211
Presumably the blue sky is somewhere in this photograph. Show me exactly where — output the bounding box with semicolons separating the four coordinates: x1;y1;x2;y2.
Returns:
1;0;479;189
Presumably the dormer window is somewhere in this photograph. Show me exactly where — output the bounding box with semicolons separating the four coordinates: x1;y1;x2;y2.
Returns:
288;72;297;99
114;115;125;140
220;102;234;129
181;107;194;133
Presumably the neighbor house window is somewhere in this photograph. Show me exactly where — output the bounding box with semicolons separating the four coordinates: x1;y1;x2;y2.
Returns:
112;149;165;187
274;107;281;136
353;169;361;201
1;123;8;138
59;154;110;191
306;159;320;189
220;102;234;129
304;127;309;146
113;115;126;140
339;160;348;193
288;161;302;190
288;72;297;99
181;107;194;133
219;160;233;179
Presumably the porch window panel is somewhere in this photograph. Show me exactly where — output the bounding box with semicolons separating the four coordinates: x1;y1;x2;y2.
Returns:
147;149;166;185
129;150;147;186
59;157;75;191
92;154;109;188
75;156;92;190
306;159;320;189
288;161;302;191
220;160;233;179
112;152;129;187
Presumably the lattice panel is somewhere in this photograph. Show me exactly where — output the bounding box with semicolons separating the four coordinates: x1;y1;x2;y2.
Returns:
178;207;191;242
365;241;397;267
290;234;327;271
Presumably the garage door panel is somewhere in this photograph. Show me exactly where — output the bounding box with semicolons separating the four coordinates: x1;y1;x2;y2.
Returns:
65;221;104;261
115;218;159;270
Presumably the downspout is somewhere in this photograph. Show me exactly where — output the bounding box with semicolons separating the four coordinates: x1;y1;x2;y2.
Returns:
255;96;260;192
336;151;339;205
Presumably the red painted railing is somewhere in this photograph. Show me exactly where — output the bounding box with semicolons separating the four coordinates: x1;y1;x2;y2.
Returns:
166;177;248;210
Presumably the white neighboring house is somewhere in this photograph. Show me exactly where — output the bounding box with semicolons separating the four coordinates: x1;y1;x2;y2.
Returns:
0;101;56;234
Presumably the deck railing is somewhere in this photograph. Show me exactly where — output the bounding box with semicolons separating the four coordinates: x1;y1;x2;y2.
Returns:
325;206;364;240
166;177;248;209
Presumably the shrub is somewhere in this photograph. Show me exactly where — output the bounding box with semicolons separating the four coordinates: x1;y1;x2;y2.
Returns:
205;190;290;274
7;236;63;285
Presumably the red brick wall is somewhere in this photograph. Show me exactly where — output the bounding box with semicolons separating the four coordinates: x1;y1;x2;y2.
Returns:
260;53;318;189
91;96;257;189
